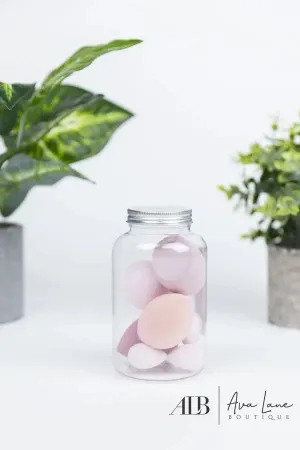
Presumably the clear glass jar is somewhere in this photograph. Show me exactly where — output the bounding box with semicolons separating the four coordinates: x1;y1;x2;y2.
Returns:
112;206;207;381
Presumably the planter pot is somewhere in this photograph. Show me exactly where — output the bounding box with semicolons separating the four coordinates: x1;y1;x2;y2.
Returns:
0;223;23;324
268;245;300;329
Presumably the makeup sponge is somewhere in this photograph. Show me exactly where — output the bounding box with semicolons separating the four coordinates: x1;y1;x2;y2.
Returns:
137;293;193;349
152;236;206;295
123;260;167;308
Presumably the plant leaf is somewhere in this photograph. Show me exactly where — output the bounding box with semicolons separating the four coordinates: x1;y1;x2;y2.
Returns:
218;184;241;199
7;85;100;151
16;39;141;146
0;153;88;217
39;39;142;95
25;95;133;164
276;196;299;216
21;84;97;129
0;83;35;111
241;229;266;240
0;84;35;134
0;83;14;106
255;196;277;217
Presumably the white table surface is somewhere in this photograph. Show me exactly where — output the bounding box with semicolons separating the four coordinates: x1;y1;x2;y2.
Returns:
1;298;300;449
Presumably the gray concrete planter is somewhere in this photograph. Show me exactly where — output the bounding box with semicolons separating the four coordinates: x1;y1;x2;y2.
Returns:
268;245;300;329
0;223;24;324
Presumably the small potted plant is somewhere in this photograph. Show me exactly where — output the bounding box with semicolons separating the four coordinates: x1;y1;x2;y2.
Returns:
0;38;141;324
219;117;300;329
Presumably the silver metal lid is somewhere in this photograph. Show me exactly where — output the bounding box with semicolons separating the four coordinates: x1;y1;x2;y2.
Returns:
127;206;192;225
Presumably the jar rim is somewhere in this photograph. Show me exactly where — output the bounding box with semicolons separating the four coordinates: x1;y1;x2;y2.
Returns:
127;206;192;225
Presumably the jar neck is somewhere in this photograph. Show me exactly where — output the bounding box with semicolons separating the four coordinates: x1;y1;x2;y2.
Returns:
128;223;191;235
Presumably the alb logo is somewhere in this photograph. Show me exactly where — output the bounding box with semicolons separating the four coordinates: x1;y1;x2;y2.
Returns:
170;396;210;415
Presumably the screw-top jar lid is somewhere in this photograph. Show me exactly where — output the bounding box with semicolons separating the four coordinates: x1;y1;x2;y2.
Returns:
127;206;192;225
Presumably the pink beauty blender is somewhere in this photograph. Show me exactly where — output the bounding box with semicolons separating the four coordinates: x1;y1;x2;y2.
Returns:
167;343;205;372
117;320;141;356
175;251;206;295
152;236;206;295
137;293;193;350
183;313;203;344
152;236;192;283
128;343;166;370
123;260;167;309
165;346;177;354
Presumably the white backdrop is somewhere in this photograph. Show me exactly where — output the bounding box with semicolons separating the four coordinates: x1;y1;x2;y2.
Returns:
2;0;300;322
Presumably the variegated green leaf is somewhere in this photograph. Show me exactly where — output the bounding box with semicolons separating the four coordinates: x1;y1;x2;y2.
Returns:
25;95;132;163
17;39;142;142
0;153;88;217
3;85;132;164
16;39;141;147
5;85;99;151
0;39;141;217
40;39;142;94
23;85;96;127
0;83;14;104
0;84;35;134
0;83;35;111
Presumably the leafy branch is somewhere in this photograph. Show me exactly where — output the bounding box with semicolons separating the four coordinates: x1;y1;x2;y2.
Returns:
0;39;142;217
219;118;300;248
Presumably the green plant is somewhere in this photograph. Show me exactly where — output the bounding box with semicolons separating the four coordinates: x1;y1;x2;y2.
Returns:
218;118;300;249
0;39;142;217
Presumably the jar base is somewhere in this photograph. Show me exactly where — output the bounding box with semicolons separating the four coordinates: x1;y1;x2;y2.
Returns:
114;357;204;381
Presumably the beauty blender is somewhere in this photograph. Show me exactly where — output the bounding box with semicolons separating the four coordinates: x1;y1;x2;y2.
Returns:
152;236;206;295
117;320;141;356
167;343;204;372
123;260;167;308
137;293;193;349
128;343;166;370
183;313;203;344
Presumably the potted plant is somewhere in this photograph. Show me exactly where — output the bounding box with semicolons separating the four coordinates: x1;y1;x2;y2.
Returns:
0;38;141;324
219;117;300;329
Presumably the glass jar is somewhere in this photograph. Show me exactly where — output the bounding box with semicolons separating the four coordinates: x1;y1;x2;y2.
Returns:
112;206;207;381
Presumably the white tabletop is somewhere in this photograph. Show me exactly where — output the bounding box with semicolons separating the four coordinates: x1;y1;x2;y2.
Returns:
1;294;300;449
